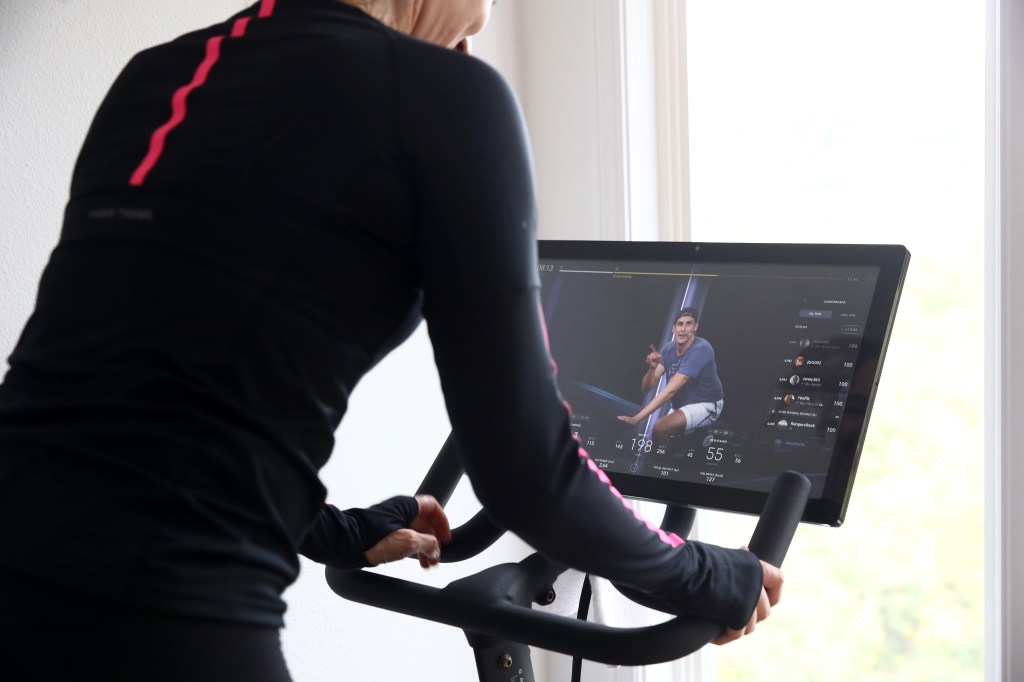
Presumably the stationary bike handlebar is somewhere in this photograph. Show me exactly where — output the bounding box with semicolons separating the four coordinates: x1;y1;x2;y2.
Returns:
412;434;506;563
325;434;811;666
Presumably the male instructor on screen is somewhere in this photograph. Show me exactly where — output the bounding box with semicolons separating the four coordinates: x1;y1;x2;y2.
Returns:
617;307;725;438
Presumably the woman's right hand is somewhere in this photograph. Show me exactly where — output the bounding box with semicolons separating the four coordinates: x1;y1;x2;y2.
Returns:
711;559;784;645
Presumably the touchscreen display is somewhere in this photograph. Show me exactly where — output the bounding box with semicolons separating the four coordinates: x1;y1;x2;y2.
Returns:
537;243;905;525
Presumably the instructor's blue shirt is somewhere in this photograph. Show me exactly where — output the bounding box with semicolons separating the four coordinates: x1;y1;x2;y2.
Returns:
659;337;724;408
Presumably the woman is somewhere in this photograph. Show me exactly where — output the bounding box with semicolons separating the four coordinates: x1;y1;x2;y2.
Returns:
0;1;781;679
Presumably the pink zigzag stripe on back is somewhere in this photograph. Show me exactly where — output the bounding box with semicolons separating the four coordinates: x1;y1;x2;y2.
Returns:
258;0;277;18
231;17;252;38
129;36;225;187
129;0;277;186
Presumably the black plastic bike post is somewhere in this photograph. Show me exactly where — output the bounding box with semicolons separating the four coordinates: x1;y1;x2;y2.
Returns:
468;635;534;682
660;504;697;538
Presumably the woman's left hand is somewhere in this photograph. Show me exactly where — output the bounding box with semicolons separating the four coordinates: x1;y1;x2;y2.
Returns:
364;495;452;568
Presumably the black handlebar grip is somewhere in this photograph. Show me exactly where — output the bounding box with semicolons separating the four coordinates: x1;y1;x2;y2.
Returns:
747;470;811;568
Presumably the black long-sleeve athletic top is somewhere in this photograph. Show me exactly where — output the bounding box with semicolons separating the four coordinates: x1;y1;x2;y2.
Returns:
0;0;762;630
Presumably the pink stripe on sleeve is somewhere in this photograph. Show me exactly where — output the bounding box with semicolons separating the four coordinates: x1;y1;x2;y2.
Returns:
578;444;684;547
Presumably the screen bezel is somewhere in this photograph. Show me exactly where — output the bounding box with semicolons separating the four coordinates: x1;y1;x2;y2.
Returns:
537;240;910;527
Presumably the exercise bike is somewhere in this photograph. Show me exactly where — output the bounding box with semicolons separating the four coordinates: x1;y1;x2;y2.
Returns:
326;435;811;682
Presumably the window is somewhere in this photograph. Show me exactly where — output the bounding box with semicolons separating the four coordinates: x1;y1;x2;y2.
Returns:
683;1;985;679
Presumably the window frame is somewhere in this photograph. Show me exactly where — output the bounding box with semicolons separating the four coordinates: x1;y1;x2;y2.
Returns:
987;1;1024;679
508;0;1019;678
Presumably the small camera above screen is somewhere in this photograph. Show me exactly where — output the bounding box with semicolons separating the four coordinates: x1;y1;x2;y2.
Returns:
538;240;909;526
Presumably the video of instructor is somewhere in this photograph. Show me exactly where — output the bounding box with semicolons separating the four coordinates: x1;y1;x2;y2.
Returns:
538;258;880;496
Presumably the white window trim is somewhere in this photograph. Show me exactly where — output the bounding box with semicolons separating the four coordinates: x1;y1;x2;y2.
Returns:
593;0;691;244
651;0;693;244
987;1;1024;680
593;0;660;243
592;0;631;242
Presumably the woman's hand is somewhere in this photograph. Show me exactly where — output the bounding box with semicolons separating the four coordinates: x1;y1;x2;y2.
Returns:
617;415;641;426
712;558;784;645
364;495;453;568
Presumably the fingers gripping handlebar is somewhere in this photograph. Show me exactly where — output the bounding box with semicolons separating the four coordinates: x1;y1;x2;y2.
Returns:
325;434;812;665
413;433;505;563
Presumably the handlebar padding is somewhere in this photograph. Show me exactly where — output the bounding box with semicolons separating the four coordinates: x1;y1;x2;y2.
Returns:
747;471;812;568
